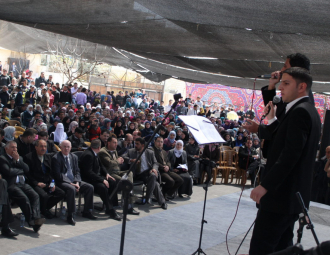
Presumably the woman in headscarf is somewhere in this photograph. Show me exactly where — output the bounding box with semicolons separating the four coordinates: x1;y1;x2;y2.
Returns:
167;140;193;197
35;104;44;115
222;132;234;148
101;118;112;132
163;130;176;151
49;123;67;145
175;128;183;141
235;133;244;147
67;121;79;137
3;126;15;143
22;104;34;127
62;116;71;132
200;143;220;184
113;120;125;138
141;121;153;138
185;136;201;184
85;103;92;111
158;127;168;139
33;118;45;132
197;107;205;116
125;122;136;135
180;131;189;146
253;138;260;149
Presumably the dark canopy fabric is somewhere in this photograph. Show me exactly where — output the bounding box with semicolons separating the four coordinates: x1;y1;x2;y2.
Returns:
0;0;329;92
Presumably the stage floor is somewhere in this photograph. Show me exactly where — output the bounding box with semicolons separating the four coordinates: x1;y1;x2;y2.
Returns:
2;183;329;255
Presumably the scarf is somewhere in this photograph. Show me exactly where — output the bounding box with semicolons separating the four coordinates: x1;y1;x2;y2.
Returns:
4;126;15;141
53;123;67;143
174;140;184;158
167;130;176;144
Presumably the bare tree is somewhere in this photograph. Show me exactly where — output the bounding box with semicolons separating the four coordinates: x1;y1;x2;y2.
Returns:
46;35;106;84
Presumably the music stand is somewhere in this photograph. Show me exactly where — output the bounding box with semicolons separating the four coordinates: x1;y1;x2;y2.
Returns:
179;115;225;255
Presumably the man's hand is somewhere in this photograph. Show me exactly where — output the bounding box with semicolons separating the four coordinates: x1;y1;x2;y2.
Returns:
38;182;46;188
103;179;109;188
252;155;259;159
194;155;199;158
242;119;259;133
268;71;282;90
250;185;268;204
71;182;80;192
150;169;158;177
164;166;169;172
264;102;276;121
106;174;115;181
173;169;179;173
50;185;56;192
117;157;124;164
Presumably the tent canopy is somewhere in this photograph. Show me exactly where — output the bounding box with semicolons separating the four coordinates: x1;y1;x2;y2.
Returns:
0;0;329;92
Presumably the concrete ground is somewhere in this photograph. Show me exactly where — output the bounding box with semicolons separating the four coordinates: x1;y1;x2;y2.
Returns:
1;180;329;255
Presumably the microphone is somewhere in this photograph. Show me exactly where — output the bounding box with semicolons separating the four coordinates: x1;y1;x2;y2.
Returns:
257;73;282;79
261;95;281;120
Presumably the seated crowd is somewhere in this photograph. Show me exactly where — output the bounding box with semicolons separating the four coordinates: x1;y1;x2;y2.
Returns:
0;71;264;238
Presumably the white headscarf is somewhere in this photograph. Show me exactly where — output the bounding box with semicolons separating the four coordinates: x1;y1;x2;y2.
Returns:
69;121;78;132
27;105;33;115
36;104;43;114
174;140;184;158
86;103;91;109
4;126;15;141
53;123;67;143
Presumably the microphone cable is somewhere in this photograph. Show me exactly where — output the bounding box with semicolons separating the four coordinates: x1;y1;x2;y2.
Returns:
225;77;258;255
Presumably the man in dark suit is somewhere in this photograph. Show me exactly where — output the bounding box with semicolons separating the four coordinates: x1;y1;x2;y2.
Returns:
51;140;96;225
238;139;259;186
0;141;45;232
79;139;122;221
116;133;133;156
123;138;167;209
37;131;57;154
151;136;183;200
249;68;321;255
0;178;18;237
15;128;38;156
24;139;65;219
100;130;110;148
59;85;72;103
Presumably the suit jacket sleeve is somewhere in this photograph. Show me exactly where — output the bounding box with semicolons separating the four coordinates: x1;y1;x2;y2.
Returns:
149;150;159;170
51;154;73;184
261;107;312;192
261;85;276;106
0;156;26;179
23;155;39;187
72;155;81;183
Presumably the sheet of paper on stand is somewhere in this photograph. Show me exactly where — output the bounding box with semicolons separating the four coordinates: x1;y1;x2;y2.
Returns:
178;115;225;145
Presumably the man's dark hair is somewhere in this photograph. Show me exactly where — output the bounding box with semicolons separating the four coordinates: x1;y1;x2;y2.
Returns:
38;131;48;137
101;130;110;135
91;139;101;149
283;67;313;91
154;136;163;142
75;127;83;134
0;128;4;137
34;111;42;116
81;88;86;92
22;128;37;138
35;139;46;147
107;135;117;143
287;53;310;71
135;137;145;145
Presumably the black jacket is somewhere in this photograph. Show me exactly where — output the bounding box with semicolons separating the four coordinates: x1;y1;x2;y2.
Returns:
14;136;34;157
79;147;106;183
238;146;257;169
0;154;29;186
185;143;200;161
0;91;10;105
24;151;53;187
59;91;72;103
260;97;321;214
35;76;47;88
68;135;88;152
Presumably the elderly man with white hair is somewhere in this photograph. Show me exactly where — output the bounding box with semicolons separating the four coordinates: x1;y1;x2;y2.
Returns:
51;140;96;225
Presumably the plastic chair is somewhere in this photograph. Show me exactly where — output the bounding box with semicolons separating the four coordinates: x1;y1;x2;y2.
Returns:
15;126;25;132
8;120;21;126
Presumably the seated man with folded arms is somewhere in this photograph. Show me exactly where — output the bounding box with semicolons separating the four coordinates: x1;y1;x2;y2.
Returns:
0;141;45;232
24;139;65;219
151;136;183;200
79;139;122;221
51;140;96;226
123;138;167;210
68;128;88;152
0;177;18;237
98;136;139;215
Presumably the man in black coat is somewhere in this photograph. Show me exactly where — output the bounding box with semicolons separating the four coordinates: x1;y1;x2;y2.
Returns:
0;178;18;237
35;72;47;88
238;139;259;186
59;85;72;103
68;128;88;152
249;68;321;255
15;128;38;157
79;139;121;221
24;140;65;219
51;140;96;225
0;141;45;232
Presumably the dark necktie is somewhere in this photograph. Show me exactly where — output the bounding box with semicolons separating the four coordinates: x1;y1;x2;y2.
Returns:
65;156;74;182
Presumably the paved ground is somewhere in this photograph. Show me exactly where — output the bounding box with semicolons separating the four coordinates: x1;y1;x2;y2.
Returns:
1;180;329;255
